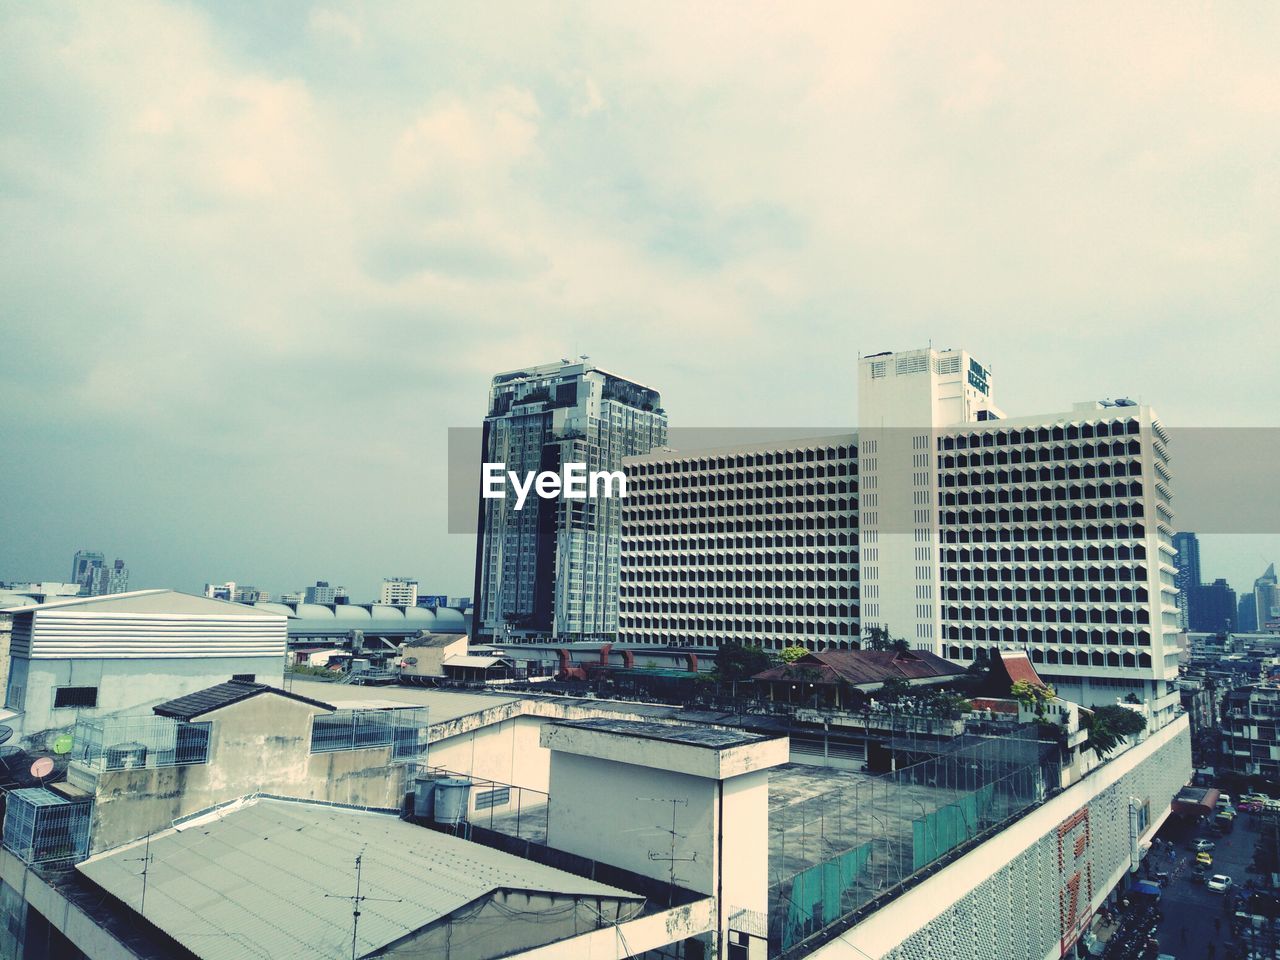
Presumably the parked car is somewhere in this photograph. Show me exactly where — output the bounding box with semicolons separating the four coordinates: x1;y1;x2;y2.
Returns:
1207;874;1233;893
1242;792;1270;804
1197;851;1214;867
1193;839;1217;852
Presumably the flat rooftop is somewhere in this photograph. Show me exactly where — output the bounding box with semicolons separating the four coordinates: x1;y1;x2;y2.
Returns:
551;717;769;749
285;680;520;725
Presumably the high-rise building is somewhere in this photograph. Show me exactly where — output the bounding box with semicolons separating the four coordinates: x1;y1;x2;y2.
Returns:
379;577;419;606
472;358;667;642
1171;531;1201;631
71;550;106;596
620;346;1178;717
303;581;344;604
1239;591;1259;632
620;436;859;649
1255;563;1280;633
106;558;129;594
1191;579;1235;633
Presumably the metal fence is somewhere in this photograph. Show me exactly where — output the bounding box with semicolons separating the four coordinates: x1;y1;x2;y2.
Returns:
2;788;92;864
768;727;1055;956
415;764;550;843
71;715;212;771
310;707;429;762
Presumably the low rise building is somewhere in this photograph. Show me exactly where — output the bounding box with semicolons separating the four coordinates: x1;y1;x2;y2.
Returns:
1221;682;1280;782
1;590;287;750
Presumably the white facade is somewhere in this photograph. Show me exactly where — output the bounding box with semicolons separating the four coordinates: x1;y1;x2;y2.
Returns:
616;346;1177;716
380;577;419;606
2;590;286;747
620;436;859;651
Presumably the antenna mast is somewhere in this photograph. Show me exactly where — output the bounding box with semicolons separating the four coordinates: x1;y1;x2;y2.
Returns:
124;832;155;915
325;851;402;960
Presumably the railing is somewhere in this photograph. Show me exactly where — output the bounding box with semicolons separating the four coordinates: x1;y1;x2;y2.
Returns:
767;728;1056;956
310;707;429;761
71;715;212;772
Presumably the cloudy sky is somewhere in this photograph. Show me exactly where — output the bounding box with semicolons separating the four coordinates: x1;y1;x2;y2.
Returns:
2;2;1278;601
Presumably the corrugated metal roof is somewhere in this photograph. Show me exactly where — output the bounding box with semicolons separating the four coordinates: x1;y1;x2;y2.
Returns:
444;655;511;669
2;589;279;618
78;798;641;960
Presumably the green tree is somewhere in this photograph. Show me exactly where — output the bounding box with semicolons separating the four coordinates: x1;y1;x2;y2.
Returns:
779;645;809;664
1083;705;1147;759
864;626;910;653
877;675;912;704
715;641;772;682
1011;679;1057;719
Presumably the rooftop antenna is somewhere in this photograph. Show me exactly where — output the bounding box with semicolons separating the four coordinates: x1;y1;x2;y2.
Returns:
124;832;155;916
326;850;402;960
638;797;696;904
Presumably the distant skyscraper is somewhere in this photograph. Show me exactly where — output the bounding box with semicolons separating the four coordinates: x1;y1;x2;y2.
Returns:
1172;532;1201;631
71;550;105;596
473;358;667;642
106;558;129;594
1239;592;1259;632
304;581;344;604
1255;563;1280;633
379;578;419;606
1190;579;1235;633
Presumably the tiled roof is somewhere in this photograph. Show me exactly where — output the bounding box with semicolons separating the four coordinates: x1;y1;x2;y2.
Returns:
153;681;334;721
753;648;965;686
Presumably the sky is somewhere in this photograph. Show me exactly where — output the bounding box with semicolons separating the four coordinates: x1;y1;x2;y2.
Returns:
2;2;1279;601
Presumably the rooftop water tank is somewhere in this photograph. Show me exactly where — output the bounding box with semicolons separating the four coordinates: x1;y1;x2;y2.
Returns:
432;778;472;826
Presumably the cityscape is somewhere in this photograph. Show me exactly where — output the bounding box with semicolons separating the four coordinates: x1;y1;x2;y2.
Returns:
3;4;1280;960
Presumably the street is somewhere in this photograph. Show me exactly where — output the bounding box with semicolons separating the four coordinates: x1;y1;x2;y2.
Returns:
1153;812;1259;959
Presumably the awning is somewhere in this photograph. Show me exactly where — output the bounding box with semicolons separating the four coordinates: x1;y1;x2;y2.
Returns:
1132;880;1162;897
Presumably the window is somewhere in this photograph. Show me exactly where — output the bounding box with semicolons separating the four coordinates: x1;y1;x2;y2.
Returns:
53;687;98;709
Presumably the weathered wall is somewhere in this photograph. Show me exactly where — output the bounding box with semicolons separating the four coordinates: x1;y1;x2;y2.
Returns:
86;695;406;854
11;654;285;750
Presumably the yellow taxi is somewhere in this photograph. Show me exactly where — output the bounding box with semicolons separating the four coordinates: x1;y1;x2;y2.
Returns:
1196;851;1214;867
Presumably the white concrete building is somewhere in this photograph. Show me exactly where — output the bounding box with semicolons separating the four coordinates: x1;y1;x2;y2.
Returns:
1;590;287;749
619;346;1178;716
379;576;420;606
620;436;859;651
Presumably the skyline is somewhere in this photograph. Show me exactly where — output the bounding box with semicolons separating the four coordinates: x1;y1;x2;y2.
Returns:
4;2;1280;601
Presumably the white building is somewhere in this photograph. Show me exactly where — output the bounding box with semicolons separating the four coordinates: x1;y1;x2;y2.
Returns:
620;346;1177;717
1;589;287;748
620;436;859;650
379;576;419;606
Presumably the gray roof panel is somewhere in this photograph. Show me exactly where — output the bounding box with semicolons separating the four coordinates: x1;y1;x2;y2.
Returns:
78;798;640;960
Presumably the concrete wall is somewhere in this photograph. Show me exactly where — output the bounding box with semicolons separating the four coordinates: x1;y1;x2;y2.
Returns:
83;694;406;854
805;713;1194;960
8;654;285;750
429;712;551;794
547;751;718;895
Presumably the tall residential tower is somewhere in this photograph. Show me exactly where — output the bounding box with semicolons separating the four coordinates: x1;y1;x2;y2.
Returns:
472;359;667;642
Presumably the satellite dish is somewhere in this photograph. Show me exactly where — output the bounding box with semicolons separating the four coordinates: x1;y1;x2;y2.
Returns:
53;734;74;755
30;757;54;779
0;726;12;746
